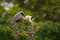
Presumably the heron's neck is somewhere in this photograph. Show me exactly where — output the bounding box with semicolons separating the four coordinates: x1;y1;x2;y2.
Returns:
23;17;27;20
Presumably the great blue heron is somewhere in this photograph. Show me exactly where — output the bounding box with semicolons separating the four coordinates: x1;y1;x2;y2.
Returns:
11;11;33;25
10;11;34;36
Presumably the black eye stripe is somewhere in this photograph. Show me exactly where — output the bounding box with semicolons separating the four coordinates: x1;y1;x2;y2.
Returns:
21;13;24;16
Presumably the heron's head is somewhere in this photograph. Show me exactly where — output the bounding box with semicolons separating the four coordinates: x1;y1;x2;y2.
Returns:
19;11;25;16
20;12;24;16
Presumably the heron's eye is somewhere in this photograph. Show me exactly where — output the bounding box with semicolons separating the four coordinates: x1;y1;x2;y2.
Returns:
21;13;24;16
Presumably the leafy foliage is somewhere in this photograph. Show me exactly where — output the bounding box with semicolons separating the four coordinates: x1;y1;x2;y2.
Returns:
0;0;60;40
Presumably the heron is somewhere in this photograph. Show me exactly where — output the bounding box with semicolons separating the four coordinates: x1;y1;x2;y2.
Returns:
10;11;34;37
11;11;34;25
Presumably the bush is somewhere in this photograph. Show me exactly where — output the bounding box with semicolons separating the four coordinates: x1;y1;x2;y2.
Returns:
34;21;60;40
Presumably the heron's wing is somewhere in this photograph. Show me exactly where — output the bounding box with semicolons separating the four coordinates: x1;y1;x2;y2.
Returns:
13;14;22;21
11;11;24;23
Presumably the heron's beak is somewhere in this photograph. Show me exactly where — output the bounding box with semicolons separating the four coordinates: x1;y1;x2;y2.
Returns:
29;20;34;25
